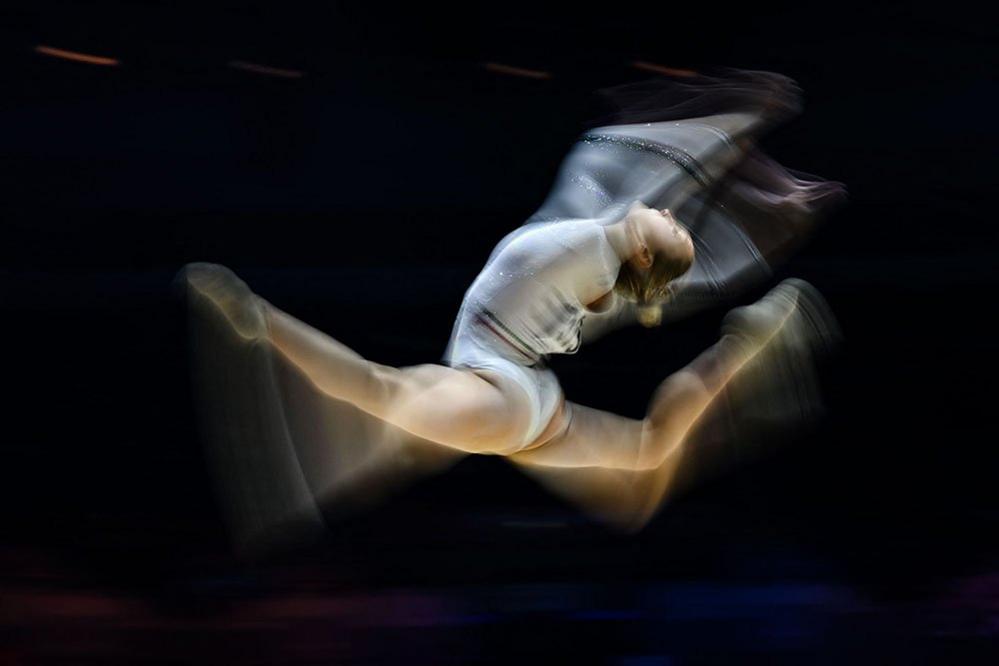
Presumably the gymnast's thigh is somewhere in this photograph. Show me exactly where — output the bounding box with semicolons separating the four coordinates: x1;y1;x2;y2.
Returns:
509;401;646;470
385;363;534;454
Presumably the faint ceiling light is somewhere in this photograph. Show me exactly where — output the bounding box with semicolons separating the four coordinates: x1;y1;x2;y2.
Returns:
34;45;120;67
631;61;698;77
228;60;304;79
483;62;552;80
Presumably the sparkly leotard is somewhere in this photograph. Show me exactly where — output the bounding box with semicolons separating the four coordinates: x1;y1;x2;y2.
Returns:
445;219;622;449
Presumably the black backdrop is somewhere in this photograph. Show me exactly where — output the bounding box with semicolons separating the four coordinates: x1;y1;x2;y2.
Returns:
2;1;997;663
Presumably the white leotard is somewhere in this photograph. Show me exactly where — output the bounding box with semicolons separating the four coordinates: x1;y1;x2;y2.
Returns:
445;219;622;448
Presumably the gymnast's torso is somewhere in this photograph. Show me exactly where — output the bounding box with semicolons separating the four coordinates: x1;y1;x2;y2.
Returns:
447;218;622;369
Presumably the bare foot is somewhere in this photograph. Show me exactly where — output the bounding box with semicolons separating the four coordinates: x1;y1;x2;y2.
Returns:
720;278;840;426
180;262;268;340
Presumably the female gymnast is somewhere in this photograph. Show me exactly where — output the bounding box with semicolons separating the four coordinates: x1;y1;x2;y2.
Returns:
182;70;843;546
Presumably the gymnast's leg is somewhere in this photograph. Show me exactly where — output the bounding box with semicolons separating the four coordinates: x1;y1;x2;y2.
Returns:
183;262;533;455
510;279;812;472
263;304;534;456
505;332;769;531
510;337;750;471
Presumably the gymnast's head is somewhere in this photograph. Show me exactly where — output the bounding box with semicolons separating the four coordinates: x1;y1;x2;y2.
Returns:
613;200;695;327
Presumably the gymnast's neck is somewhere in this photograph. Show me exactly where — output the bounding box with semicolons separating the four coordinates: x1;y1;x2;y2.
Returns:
602;220;640;263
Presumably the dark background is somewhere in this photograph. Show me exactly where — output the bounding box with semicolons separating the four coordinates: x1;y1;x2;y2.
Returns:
1;1;997;663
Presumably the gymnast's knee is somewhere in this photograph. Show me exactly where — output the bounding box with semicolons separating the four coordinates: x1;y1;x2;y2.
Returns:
651;369;711;405
631;427;677;470
644;370;712;441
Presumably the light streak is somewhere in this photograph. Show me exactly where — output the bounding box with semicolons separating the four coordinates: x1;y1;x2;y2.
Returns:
483;62;552;80
34;45;120;67
228;60;304;79
631;61;698;77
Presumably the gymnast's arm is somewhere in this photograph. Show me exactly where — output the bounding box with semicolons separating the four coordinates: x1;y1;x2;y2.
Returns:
580;295;638;344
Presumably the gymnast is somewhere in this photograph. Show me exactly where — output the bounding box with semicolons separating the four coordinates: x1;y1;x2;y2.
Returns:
182;70;843;541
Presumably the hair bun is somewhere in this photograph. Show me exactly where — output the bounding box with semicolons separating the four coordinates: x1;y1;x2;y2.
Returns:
637;305;663;328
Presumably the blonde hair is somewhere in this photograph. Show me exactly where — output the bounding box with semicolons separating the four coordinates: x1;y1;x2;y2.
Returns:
614;249;693;327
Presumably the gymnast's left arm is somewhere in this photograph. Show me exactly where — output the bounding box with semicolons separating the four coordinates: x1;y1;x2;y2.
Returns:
580;296;639;344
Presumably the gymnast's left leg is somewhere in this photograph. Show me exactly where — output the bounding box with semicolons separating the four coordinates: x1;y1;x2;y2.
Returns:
510;335;746;472
505;335;758;531
510;278;828;472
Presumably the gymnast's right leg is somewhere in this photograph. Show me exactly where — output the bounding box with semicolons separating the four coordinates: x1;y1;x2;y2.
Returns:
264;304;538;454
182;263;534;455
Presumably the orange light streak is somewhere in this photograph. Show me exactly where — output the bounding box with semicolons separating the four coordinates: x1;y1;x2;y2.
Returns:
228;60;304;79
34;45;120;67
483;62;552;80
631;61;698;77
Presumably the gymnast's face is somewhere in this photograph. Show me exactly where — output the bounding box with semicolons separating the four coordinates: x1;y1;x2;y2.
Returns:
621;202;694;273
634;206;694;269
